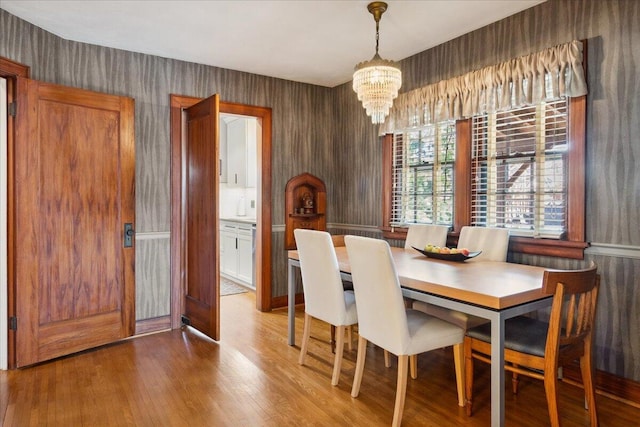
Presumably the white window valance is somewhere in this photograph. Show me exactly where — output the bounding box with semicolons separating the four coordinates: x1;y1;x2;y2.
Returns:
380;40;587;134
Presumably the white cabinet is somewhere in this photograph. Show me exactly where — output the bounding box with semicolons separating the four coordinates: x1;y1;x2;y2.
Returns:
236;226;253;285
226;117;257;188
220;223;238;277
219;220;254;289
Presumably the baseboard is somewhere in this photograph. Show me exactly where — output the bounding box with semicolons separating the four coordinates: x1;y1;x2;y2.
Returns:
271;293;304;310
563;362;640;408
135;315;171;335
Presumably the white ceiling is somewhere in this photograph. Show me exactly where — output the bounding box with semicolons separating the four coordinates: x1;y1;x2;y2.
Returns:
2;0;545;88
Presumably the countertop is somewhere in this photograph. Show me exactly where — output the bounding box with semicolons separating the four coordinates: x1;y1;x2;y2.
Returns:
220;216;257;225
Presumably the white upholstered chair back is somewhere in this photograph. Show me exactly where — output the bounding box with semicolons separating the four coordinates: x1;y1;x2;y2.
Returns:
294;229;353;325
344;236;411;355
457;226;509;262
404;224;449;250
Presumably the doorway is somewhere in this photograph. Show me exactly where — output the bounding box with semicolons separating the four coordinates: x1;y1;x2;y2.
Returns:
219;113;259;294
169;95;272;332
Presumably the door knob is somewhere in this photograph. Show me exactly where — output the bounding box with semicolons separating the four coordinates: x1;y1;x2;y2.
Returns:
124;223;135;247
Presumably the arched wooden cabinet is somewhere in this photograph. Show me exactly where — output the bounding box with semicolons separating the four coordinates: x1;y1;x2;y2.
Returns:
285;173;326;249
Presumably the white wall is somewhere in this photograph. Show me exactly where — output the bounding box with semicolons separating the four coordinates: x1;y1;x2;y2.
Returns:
1;77;8;370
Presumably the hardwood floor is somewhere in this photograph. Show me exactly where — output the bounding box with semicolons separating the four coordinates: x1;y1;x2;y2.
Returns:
2;292;638;426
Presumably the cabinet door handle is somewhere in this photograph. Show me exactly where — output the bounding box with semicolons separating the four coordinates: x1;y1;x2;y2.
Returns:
236;237;238;249
235;173;238;184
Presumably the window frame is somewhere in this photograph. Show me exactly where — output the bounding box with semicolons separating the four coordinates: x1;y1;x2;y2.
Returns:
381;95;587;259
388;124;456;227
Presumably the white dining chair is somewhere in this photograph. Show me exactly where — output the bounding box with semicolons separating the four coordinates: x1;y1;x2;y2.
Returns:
404;224;449;250
413;226;510;329
345;235;465;427
294;229;358;386
457;225;510;262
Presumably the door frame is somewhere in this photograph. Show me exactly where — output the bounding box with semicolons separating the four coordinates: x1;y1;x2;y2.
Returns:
170;94;272;329
1;57;30;369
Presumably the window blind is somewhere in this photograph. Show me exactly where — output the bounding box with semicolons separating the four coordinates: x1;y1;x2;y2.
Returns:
391;122;456;226
470;98;568;238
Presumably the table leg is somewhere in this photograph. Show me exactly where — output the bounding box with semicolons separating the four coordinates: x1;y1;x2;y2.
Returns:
288;259;296;346
490;316;506;427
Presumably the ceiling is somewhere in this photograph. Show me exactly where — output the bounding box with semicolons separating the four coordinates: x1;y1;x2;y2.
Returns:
1;0;545;88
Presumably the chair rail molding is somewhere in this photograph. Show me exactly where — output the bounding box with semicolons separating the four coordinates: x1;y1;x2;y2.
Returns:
585;243;640;260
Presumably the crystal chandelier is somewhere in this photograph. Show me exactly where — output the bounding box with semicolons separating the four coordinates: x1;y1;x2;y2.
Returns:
353;2;402;125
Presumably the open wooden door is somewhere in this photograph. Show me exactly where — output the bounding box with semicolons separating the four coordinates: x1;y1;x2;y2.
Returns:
181;94;220;340
13;78;135;367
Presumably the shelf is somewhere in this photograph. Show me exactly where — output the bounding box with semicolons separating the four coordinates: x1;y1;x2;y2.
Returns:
285;173;327;249
289;213;324;218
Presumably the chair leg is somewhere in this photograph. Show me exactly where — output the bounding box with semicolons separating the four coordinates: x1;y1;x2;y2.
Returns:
347;325;353;351
464;337;474;416
580;349;598;426
453;343;465;407
543;367;561;427
392;355;409;427
384;350;391;368
410;354;418;379
512;369;520;394
298;313;312;365
330;324;336;353
331;325;346;386
351;336;368;398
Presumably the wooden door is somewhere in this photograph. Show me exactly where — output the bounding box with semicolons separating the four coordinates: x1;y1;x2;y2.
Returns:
182;94;220;340
13;78;135;367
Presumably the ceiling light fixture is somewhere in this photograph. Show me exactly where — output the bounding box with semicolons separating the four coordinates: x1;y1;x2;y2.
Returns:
353;1;402;125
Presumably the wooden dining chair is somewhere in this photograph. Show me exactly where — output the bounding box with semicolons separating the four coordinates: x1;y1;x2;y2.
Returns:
464;262;599;427
294;229;358;386
345;235;465;427
404;224;449;250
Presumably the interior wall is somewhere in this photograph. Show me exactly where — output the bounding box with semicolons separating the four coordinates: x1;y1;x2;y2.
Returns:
331;0;640;382
0;8;334;318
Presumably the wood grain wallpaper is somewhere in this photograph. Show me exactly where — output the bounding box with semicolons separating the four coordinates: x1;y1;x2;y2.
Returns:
331;0;640;382
1;0;639;382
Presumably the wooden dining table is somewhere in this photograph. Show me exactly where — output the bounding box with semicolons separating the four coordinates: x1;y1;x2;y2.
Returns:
287;245;551;427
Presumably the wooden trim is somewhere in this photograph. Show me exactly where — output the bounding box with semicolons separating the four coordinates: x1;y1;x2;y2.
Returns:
0;56;30;78
169;95;198;329
169;95;273;328
217;101;272;312
135;316;171;335
2;57;30;369
563;362;640;409
566;95;587;243
454;119;472;232
509;236;588;259
272;293;304;310
381;133;393;230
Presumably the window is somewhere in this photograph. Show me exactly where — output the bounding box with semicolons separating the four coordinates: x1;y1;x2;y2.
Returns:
389;122;456;227
382;96;587;259
470;98;569;238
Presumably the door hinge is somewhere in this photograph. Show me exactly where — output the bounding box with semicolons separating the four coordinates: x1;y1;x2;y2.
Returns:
8;102;17;117
9;316;17;331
